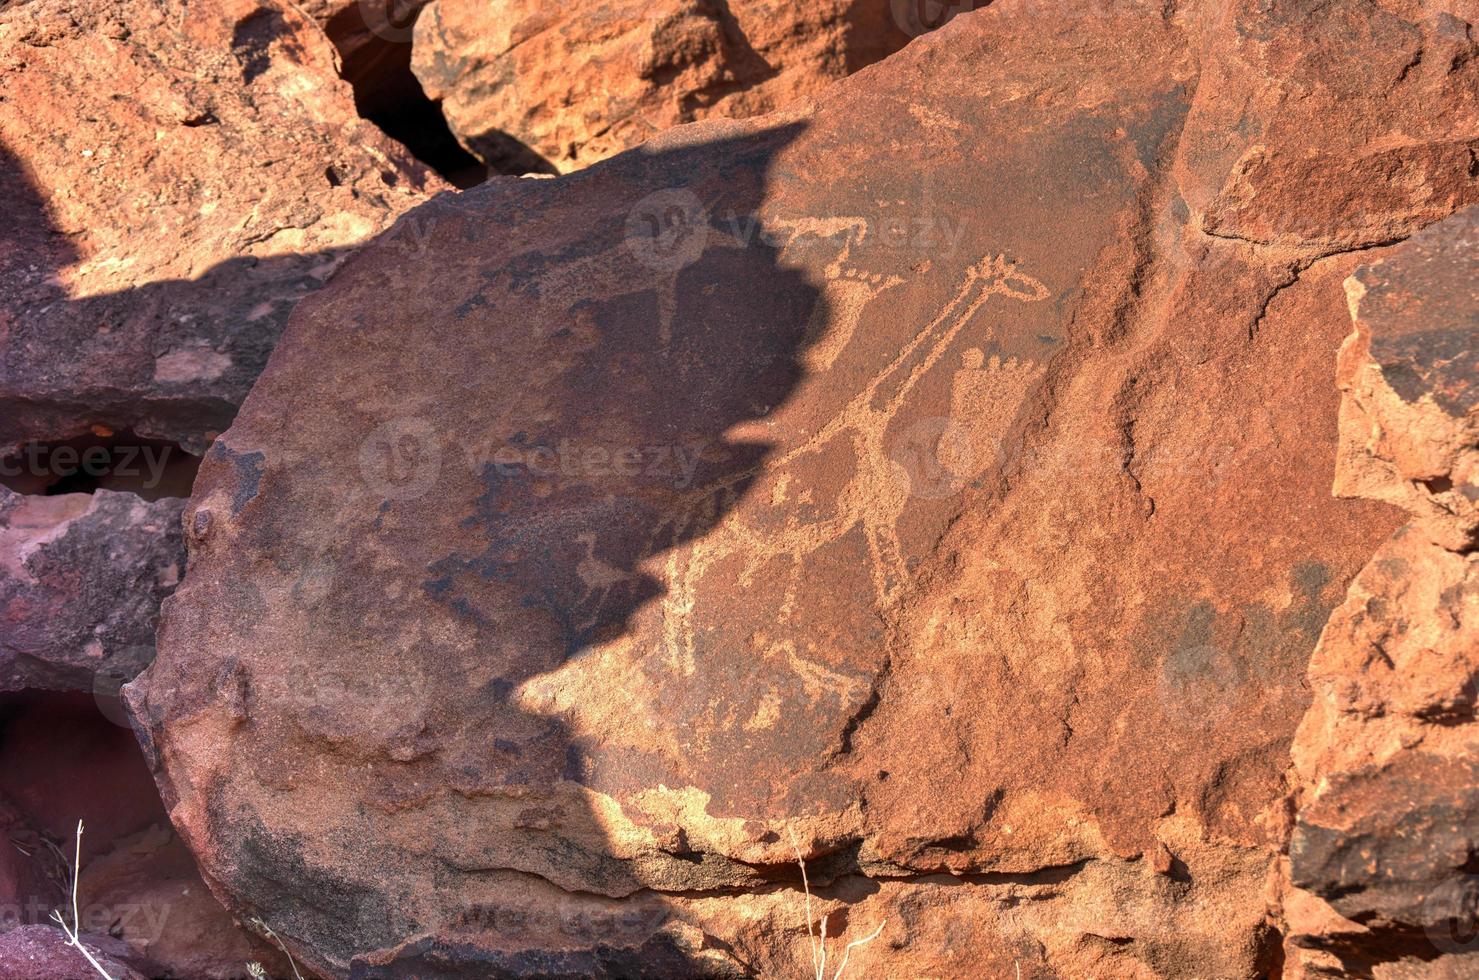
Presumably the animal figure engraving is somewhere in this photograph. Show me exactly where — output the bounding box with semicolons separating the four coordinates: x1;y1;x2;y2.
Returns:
765;216;908;374
651;253;1051;693
480;220;1051;711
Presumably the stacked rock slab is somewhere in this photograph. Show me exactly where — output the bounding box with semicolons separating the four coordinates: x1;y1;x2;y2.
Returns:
411;0;912;171
129;0;1478;976
0;492;184;691
1280;207;1479;976
0;925;154;980
0;0;445;691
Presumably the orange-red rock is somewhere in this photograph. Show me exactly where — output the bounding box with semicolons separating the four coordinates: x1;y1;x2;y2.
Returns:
129;0;1477;976
0;0;445;692
410;0;912;171
0;0;444;454
1281;207;1478;977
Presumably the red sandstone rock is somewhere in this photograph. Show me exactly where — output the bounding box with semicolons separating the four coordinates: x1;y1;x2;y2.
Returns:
128;0;1477;976
0;0;445;455
410;0;912;171
0;491;184;692
1281;207;1478;976
1334;207;1479;552
0;925;152;980
0;0;446;693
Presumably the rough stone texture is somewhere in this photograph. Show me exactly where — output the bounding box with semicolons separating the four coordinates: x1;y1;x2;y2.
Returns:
1280;207;1479;976
0;692;290;976
0;0;445;455
0;0;445;695
77;824;295;980
1334;207;1479;552
0;924;152;980
411;0;912;172
0;490;184;691
130;0;1477;976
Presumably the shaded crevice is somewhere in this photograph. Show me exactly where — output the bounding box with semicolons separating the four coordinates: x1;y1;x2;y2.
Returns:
1247;263;1303;341
0;692;291;975
449;848;1096;904
0;431;200;500
323;2;489;188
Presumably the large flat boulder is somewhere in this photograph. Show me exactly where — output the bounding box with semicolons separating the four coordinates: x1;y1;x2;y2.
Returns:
129;0;1477;976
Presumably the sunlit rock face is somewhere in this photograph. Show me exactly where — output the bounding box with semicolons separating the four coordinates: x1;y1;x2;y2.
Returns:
127;0;1476;976
1281;207;1478;978
411;0;913;172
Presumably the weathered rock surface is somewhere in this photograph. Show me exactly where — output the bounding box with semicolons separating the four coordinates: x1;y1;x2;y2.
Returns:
411;0;911;172
0;924;153;980
0;692;290;976
1333;207;1479;552
1280;207;1479;976
0;0;446;693
0;0;445;454
0;490;184;691
77;824;295;980
130;0;1477;976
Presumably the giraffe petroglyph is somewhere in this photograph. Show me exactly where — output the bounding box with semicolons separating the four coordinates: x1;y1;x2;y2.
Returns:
532;213;1049;708
648;252;1052;692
